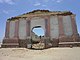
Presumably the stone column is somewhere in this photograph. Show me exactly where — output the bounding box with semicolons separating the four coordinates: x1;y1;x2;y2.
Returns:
44;16;50;37
14;20;19;38
27;19;31;36
70;15;78;35
5;21;10;38
25;18;27;38
58;15;65;37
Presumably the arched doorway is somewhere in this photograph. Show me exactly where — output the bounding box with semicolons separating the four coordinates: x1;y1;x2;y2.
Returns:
32;26;44;36
31;26;45;42
31;26;45;49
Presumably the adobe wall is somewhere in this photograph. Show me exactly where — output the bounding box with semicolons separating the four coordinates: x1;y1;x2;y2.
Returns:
1;14;80;48
7;15;76;39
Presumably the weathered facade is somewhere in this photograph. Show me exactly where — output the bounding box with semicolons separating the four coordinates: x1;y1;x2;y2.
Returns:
1;10;80;49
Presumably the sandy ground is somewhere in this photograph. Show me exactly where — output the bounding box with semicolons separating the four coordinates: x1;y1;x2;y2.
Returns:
0;47;80;60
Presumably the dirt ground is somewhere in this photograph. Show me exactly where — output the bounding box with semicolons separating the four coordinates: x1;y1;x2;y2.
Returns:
0;47;80;60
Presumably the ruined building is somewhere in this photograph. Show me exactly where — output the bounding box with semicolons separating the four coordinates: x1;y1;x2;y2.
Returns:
1;10;80;49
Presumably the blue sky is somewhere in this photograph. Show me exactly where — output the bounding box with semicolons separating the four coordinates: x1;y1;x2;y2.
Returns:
0;0;80;42
33;28;44;36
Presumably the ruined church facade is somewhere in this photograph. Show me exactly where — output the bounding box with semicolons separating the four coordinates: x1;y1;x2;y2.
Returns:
2;10;80;48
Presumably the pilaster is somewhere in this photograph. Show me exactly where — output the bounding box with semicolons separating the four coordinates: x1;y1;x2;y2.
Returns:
5;21;10;38
58;15;65;37
44;16;50;37
70;15;78;35
14;20;19;39
27;19;31;36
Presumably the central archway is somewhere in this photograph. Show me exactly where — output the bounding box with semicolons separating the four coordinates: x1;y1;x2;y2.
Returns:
30;26;45;49
32;26;44;36
31;26;45;41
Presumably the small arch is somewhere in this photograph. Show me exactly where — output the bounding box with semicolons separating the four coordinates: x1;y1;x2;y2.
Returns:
32;26;45;36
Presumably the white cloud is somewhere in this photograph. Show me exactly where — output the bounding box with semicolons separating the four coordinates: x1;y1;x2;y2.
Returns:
56;0;63;3
43;0;63;3
0;0;14;5
52;0;63;3
3;10;9;14
34;2;41;6
34;2;47;7
42;5;47;7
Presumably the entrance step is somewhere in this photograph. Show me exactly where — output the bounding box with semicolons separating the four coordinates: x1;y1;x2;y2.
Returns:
59;42;80;47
